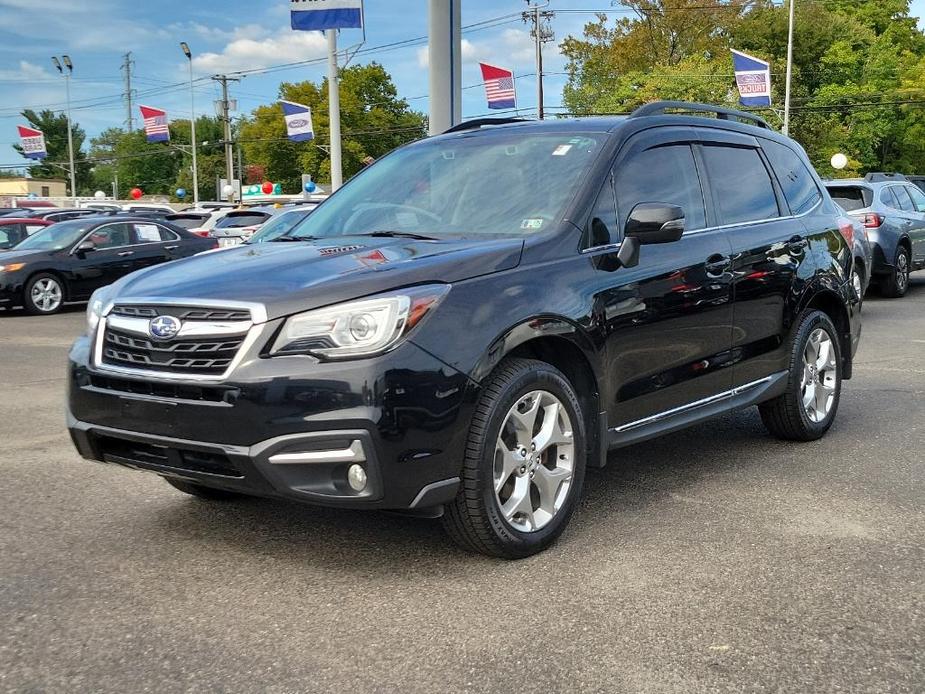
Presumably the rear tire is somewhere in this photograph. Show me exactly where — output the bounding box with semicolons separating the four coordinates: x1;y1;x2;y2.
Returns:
759;310;842;441
442;358;586;559
880;245;910;298
23;273;65;315
164;477;244;501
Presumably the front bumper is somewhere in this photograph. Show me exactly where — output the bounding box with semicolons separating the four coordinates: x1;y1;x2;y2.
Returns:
0;276;24;306
67;332;473;510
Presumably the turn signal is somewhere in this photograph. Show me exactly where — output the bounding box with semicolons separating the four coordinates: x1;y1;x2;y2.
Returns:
0;263;25;273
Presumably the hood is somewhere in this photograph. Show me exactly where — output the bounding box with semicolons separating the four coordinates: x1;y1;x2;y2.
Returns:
114;236;524;321
0;248;56;263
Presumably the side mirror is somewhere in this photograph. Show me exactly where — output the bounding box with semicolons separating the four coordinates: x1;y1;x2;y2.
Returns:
624;203;685;244
75;240;96;254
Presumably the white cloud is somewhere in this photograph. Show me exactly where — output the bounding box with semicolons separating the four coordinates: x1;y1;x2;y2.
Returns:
0;60;52;81
192;29;328;74
416;39;479;69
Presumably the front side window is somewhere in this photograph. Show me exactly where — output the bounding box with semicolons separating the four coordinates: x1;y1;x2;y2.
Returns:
614;144;706;232
85;223;133;249
761;139;822;215
582;176;618;249
287;131;605;240
701;145;780;225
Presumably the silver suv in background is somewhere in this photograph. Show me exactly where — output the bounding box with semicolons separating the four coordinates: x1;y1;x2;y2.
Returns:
825;173;925;297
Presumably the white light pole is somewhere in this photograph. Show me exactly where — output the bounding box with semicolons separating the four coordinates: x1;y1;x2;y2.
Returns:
180;42;199;206
783;0;795;136
52;55;77;202
326;29;343;191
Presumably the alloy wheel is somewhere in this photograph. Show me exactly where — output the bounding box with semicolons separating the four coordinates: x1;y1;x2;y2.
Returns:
896;251;909;293
493;390;575;532
31;278;62;313
800;328;838;423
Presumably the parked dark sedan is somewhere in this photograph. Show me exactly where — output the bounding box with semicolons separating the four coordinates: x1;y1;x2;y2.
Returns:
0;216;215;314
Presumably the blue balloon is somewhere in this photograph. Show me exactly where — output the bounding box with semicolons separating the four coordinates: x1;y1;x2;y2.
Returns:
304;181;317;193
175;188;186;199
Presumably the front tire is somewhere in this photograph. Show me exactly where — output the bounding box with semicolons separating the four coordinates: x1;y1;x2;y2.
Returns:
881;245;910;298
442;358;586;559
24;273;65;315
759;310;842;441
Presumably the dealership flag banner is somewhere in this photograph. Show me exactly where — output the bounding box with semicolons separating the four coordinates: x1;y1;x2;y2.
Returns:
479;63;516;110
290;0;363;30
139;105;170;143
731;49;772;107
17;125;47;160
281;101;315;142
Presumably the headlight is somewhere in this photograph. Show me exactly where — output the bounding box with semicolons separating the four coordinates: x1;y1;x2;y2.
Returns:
271;284;450;359
86;286;113;335
0;263;25;273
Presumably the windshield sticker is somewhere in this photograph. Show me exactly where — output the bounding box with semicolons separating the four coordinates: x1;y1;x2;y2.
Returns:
552;144;572;156
521;218;544;230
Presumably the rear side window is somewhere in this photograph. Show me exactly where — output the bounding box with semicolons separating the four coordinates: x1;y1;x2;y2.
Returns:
905;185;925;213
761;139;821;215
892;186;915;212
615;144;706;231
701;145;780;225
880;188;898;208
826;186;870;211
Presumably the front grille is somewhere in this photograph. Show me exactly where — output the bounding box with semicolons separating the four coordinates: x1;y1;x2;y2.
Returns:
110;305;252;322
101;328;246;375
87;374;237;404
95;434;242;477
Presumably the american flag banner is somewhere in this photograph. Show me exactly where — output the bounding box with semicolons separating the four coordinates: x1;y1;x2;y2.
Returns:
479;63;516;110
139;105;170;143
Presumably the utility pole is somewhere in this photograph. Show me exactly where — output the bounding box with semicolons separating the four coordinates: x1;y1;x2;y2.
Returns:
121;52;134;132
212;74;239;201
782;0;795;136
180;42;199;205
523;1;554;120
51;56;76;202
326;30;343;191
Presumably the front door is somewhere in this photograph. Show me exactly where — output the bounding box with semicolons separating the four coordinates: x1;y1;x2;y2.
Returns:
590;127;735;430
68;222;137;299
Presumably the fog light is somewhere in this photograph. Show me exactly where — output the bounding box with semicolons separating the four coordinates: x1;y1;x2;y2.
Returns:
347;464;367;492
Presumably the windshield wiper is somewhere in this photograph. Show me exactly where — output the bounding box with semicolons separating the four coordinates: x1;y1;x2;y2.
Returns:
267;235;319;242
355;230;439;241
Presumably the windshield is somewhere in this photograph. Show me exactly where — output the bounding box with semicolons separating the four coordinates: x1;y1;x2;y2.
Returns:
13;219;94;251
288;130;603;240
248;208;315;243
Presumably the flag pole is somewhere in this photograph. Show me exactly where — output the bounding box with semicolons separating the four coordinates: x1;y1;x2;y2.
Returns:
782;0;795;136
326;29;343;191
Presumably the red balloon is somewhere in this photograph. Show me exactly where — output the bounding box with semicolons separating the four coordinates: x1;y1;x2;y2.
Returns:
130;187;143;200
261;181;274;195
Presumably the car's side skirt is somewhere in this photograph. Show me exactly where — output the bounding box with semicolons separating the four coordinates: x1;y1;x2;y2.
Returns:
607;372;788;450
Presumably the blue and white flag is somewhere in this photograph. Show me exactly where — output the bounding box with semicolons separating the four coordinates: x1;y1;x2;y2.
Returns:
731;49;772;107
281;101;315;142
290;0;363;31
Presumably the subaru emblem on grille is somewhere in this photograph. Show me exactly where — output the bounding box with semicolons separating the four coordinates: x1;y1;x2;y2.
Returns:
148;315;182;340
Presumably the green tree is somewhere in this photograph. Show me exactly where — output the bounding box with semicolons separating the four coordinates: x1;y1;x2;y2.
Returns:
13;109;92;194
239;62;425;191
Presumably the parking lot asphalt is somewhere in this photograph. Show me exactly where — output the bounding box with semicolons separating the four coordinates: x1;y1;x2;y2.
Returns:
1;281;923;694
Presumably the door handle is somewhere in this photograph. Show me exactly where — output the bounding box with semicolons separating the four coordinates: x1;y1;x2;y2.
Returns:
704;255;731;276
787;236;808;253
164;245;178;251
117;251;134;257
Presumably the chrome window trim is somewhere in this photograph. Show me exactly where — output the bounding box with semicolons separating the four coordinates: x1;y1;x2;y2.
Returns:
581;196;824;252
611;375;774;433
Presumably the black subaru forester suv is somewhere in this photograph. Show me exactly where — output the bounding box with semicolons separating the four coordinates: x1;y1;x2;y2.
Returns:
68;102;862;558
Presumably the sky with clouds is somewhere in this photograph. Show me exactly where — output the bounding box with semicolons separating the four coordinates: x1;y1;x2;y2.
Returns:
0;0;924;167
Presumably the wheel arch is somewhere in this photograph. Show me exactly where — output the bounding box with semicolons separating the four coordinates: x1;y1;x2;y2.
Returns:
800;286;853;380
472;318;607;469
23;267;70;303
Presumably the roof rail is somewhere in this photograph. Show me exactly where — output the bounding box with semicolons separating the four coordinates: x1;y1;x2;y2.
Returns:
443;117;529;134
864;172;907;183
630;101;772;130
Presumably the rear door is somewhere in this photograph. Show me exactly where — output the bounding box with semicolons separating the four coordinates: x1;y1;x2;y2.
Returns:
598;126;735;429
899;184;925;266
697;130;818;389
129;222;176;271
